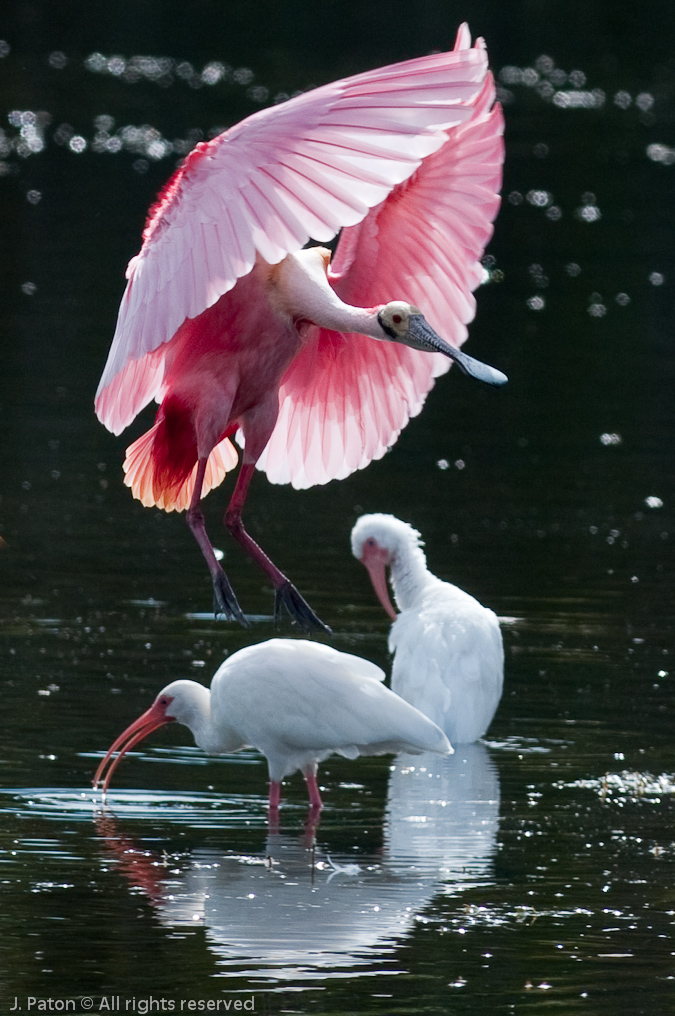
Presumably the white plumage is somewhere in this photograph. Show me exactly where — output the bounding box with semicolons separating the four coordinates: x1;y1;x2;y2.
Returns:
94;637;451;812
351;513;503;743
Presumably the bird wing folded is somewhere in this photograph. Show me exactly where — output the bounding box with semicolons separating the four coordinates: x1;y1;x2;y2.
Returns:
212;638;449;764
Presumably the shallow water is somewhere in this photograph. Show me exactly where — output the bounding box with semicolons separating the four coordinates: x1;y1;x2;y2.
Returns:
1;1;674;1013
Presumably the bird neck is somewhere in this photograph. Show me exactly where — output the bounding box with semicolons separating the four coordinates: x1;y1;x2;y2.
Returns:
276;248;383;338
317;300;383;338
389;542;434;611
166;681;222;754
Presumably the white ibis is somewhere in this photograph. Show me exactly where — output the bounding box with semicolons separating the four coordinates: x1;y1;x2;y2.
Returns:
93;637;452;815
351;513;503;742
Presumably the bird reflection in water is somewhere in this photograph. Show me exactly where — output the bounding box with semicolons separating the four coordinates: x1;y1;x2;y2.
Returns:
94;744;499;976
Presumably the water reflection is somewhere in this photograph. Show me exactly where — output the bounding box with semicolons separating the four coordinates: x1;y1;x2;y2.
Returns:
94;745;499;977
385;744;499;876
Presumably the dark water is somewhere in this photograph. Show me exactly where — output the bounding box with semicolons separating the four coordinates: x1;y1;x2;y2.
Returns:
1;1;674;1013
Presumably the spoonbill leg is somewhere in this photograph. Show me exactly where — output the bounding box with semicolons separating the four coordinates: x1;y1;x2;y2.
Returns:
186;458;249;627
224;461;330;633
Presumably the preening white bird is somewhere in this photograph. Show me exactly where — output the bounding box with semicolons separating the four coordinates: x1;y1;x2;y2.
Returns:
93;637;452;813
351;513;504;743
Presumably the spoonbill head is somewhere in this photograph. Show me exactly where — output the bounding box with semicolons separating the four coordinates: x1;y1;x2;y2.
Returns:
351;513;504;743
95;25;506;633
93;638;452;816
376;302;507;386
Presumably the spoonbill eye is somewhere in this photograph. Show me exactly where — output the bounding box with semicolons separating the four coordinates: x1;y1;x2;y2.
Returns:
392;314;402;324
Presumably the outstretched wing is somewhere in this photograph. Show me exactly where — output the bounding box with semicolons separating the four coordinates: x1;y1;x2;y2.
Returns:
96;27;488;435
257;68;504;488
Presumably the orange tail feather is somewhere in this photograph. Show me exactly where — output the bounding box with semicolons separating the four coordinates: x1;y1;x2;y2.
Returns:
123;422;238;513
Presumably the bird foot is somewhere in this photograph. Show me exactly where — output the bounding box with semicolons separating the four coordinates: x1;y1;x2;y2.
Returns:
274;580;331;635
212;569;250;628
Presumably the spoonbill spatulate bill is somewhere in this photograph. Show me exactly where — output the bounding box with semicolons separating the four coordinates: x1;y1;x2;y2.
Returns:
95;25;506;633
351;514;504;743
93;638;452;815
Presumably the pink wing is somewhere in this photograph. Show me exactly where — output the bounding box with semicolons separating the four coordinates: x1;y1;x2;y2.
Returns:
257;71;504;488
96;27;488;435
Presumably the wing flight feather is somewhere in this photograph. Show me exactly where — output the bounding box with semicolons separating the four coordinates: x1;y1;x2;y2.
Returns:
257;64;504;488
96;29;488;434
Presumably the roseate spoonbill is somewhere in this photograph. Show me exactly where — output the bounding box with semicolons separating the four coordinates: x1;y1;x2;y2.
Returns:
351;514;503;742
93;638;452;815
95;25;506;633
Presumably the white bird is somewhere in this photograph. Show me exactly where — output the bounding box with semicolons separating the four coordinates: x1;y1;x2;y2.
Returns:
351;513;503;743
93;637;452;814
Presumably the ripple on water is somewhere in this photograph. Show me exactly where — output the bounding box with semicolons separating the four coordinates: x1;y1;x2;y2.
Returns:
0;786;270;827
80;744;265;768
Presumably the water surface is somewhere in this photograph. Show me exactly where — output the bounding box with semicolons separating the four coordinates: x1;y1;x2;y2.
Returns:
1;2;674;1013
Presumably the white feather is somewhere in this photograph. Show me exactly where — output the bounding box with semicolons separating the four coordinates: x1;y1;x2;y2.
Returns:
351;514;504;743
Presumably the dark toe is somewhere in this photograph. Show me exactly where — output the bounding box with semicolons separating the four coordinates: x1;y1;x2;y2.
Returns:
212;571;250;628
275;581;331;635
